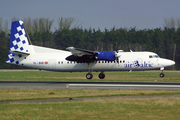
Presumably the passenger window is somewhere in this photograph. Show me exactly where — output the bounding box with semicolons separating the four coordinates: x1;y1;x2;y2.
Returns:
149;55;152;58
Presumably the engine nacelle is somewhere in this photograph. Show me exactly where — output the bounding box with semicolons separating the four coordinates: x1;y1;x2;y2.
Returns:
66;55;95;63
95;51;115;61
66;51;116;63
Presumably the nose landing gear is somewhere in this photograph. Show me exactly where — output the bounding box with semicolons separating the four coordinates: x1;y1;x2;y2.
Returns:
159;67;165;78
159;72;165;78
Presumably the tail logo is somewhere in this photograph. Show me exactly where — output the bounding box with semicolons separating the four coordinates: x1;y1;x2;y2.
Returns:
9;21;29;53
6;21;30;64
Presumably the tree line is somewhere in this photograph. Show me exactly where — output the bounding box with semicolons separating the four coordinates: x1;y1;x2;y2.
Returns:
0;17;179;69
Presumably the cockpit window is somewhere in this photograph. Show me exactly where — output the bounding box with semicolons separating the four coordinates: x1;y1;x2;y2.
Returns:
149;55;159;58
149;55;153;58
154;55;159;58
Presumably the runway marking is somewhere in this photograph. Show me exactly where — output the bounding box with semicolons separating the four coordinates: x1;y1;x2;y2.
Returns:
67;84;180;88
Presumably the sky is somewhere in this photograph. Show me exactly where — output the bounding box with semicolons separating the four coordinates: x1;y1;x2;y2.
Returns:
0;0;180;31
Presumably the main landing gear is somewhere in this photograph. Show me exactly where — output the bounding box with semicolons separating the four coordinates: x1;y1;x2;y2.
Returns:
86;63;105;80
99;72;105;79
86;63;93;79
86;73;93;79
86;72;105;79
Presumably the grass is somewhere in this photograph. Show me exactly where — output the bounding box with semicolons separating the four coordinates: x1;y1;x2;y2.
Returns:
1;89;180;101
0;70;180;119
1;97;180;119
0;70;180;82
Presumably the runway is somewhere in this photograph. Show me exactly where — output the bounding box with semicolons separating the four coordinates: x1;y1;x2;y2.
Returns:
1;81;180;104
1;81;180;90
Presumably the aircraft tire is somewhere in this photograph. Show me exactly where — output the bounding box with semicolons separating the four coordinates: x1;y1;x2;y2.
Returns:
159;73;165;78
99;73;105;79
86;73;93;79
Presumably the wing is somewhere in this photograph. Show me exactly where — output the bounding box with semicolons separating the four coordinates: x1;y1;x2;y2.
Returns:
66;47;116;63
66;47;99;57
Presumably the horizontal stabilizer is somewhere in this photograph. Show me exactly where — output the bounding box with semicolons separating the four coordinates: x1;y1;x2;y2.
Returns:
10;50;30;55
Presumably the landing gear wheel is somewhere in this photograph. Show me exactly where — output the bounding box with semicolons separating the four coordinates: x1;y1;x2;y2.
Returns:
99;73;105;79
86;73;93;79
159;73;165;78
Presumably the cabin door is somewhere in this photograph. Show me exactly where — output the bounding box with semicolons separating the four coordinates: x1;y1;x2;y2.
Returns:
49;59;56;69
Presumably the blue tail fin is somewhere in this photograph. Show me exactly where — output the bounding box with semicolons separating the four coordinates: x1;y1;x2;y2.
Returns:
6;20;31;64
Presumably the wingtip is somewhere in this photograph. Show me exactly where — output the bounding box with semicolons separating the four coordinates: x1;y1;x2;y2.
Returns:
66;47;75;50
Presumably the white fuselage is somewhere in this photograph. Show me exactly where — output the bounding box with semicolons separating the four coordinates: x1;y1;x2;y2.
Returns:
19;45;175;72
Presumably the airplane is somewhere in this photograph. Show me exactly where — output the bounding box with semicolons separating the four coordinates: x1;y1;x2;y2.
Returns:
5;20;175;79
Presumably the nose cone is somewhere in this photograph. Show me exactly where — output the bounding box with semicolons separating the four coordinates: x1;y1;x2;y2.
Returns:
160;58;175;67
171;60;175;65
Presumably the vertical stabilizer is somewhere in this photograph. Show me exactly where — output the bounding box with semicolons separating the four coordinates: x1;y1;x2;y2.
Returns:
6;20;32;64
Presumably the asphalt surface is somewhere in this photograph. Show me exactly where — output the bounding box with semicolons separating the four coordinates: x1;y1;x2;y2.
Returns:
1;81;180;90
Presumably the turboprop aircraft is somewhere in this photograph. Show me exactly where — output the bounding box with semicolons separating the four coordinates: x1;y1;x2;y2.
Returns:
6;20;175;79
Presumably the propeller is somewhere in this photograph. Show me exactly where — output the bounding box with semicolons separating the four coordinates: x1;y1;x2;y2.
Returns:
115;51;121;65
